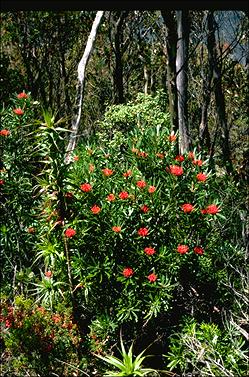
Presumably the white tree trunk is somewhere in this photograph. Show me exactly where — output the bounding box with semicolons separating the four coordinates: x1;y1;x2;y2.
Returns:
65;10;104;163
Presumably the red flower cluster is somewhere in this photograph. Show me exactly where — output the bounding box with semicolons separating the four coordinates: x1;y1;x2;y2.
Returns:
188;151;195;160
156;152;164;159
17;92;28;99
177;244;189;254
137;227;149;237
13;108;24;115
193;159;203;166
201;204;220;215
140;204;149;213
64;228;76;238
148;273;157;282
194;246;204;255
196;173;207;182
119;191;129;200
0;129;10;136
137;180;146;188
80;183;92;192
168;133;177;142
91;205;101;214
181;203;194;213
0;179;5;185
112;226;121;233
169;165;183;176
102;168;113;176
123;169;132;178
138;151;148;158
144;247;156;255
148;185;156;194
175;155;184;162
107;193;115;201
73;155;79;161
45;271;52;278
123;267;134;277
89;163;95;172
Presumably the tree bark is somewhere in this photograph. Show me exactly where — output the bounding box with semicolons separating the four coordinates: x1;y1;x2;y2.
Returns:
207;11;233;173
161;11;178;134
65;11;104;163
176;10;191;154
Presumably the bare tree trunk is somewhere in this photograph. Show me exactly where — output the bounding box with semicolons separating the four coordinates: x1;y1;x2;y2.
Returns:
65;11;104;163
161;11;178;134
207;11;233;173
113;11;127;104
176;10;191;154
144;65;149;95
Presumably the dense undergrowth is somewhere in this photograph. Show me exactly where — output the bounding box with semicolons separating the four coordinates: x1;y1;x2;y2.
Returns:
0;92;248;376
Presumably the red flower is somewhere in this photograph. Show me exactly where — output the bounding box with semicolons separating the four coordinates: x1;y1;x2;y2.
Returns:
193;159;203;166
140;204;149;213
89;163;95;172
148;185;156;194
13;108;24;115
119;191;129;200
123;267;134;278
0;129;10;136
5;319;12;328
107;193;115;201
0;179;5;185
123;170;132;178
175;155;185;162
206;204;220;214
148;273;157;282
137;180;146;189
188;151;195;160
156;152;164;159
17;92;28;99
91;205;101;214
102;168;113;176
169;165;183;176
201;209;207;214
80;183;92;192
112;226;121;233
168;133;177;142
73;155;79;161
144;247;156;255
181;203;194;213
177;244;189;254
196;173;207;182
138;227;149;237
138;151;148;158
64;228;76;238
45;271;52;278
65;192;73;199
194;246;204;255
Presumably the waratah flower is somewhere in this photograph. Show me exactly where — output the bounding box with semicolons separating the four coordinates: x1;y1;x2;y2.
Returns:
112;226;121;233
102;168;113;176
177;244;189;254
0;179;5;185
188;151;195;160
73;155;79;161
80;183;92;192
196;173;207;182
45;271;53;278
106;193;115;201
123;267;134;278
169;165;183;176
138;227;149;237
168;133;177;142
91;205;101;214
201;209;207;214
119;191;129;200
206;204;220;214
89;163;95;172
148;185;156;194
137;180;146;188
64;228;76;238
123;169;132;178
175;155;185;162
140;204;149;213
181;203;194;213
156;152;164;159
0;129;10;136
194;246;204;255
193;159;203;166
13;108;24;115
138;151;148;158
17;92;28;99
148;273;157;282
144;247;156;255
